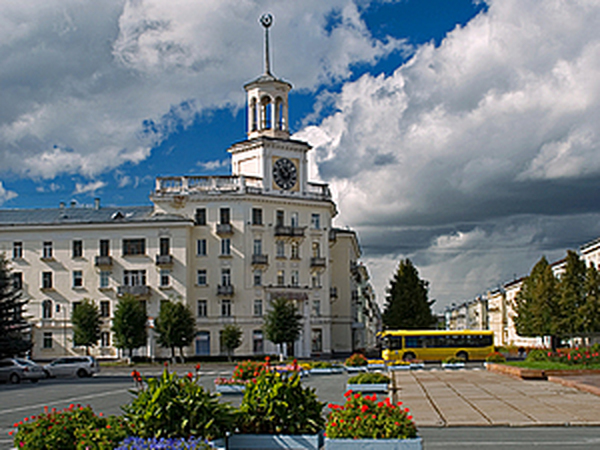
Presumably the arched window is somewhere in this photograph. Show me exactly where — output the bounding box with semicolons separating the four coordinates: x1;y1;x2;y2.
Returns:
42;299;53;319
250;97;258;131
260;96;272;130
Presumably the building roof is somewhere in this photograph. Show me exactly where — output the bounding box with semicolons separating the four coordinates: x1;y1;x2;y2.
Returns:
0;205;190;227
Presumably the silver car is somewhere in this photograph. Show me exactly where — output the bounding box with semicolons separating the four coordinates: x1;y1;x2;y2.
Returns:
0;358;45;384
43;356;99;378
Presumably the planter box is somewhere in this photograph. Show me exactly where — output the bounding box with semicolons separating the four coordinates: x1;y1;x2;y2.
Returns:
346;383;389;393
212;432;323;449
325;437;422;450
388;365;412;371
345;365;368;373
442;363;465;370
410;363;425;370
309;367;344;375
215;384;245;394
367;363;387;371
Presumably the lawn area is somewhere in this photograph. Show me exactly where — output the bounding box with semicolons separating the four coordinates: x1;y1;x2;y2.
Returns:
504;361;600;371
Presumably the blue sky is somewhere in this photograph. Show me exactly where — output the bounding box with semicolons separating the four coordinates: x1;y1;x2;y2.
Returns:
1;0;600;310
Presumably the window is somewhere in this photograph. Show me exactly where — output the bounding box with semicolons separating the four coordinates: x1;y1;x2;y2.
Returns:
43;241;53;259
253;239;262;255
253;269;262;286
196;331;210;355
123;270;146;286
276;210;284;227
160;269;170;287
312;242;320;258
100;239;110;257
100;301;110;318
312;272;321;288
221;238;231;256
252;208;263;225
277;270;285;286
311;329;323;353
72;240;83;258
291;212;299;227
253;330;264;354
72;270;83;288
221;299;231;317
42;299;53;319
72;301;82;313
313;300;321;317
221;268;231;286
197;239;207;256
220;208;230;225
42;272;52;289
197;269;207;286
43;332;53;349
13;242;23;259
291;270;299;287
100;332;110;347
123;238;145;256
254;299;263;317
197;300;207;317
276;241;285;258
12;272;22;290
99;271;110;288
311;213;320;229
291;242;299;259
195;208;206;225
159;237;170;256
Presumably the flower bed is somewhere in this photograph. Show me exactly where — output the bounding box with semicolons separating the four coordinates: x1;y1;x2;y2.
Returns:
308;361;345;375
345;353;369;372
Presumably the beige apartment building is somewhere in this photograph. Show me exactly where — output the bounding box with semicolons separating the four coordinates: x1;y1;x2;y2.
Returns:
0;25;380;360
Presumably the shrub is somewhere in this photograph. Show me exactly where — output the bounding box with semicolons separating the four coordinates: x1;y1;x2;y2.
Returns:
348;372;390;385
525;349;551;362
485;352;506;363
122;368;235;440
11;405;130;450
326;393;417;440
310;361;335;369
232;360;267;381
345;353;368;367
114;436;213;449
236;370;325;435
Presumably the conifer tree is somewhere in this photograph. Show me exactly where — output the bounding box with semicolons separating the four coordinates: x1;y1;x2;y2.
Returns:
557;250;586;338
382;259;435;329
0;254;31;358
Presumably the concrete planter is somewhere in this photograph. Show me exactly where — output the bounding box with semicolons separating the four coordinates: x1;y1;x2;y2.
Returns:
215;384;245;394
410;363;425;370
325;437;423;450
309;367;344;375
388;364;411;371
212;432;324;449
346;383;389;393
367;363;387;371
442;362;465;370
345;365;368;373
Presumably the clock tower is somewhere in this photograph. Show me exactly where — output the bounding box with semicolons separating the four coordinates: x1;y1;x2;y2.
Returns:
228;14;311;195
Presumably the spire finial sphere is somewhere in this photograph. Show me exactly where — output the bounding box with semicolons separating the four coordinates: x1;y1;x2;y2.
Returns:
260;13;273;28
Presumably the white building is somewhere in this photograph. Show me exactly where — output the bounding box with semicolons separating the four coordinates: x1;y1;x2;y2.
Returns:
0;18;373;360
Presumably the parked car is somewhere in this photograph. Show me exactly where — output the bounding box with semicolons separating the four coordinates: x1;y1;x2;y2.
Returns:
43;356;99;378
0;358;45;384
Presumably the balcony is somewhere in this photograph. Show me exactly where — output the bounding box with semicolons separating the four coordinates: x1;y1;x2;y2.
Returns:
217;284;234;296
95;255;113;267
118;285;150;297
216;223;233;235
274;226;305;238
155;254;173;266
310;257;327;268
251;254;269;265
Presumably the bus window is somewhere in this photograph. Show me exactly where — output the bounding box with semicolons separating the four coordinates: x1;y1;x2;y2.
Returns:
385;336;402;350
405;336;425;348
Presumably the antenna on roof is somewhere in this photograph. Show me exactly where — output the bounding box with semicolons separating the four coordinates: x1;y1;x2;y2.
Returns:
260;13;273;75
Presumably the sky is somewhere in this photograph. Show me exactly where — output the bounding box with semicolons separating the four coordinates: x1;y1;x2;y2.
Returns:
1;0;600;312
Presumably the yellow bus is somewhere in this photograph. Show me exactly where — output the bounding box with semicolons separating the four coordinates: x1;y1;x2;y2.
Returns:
379;329;494;362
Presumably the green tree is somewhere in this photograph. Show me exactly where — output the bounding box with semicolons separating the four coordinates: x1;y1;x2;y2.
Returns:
155;300;196;361
513;256;559;348
382;259;435;329
220;323;242;361
556;250;586;339
580;263;600;338
0;254;31;358
263;297;302;360
71;298;101;355
112;294;148;358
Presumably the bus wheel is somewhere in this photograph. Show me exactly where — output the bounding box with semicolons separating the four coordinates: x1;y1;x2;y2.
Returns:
403;352;416;362
456;351;468;361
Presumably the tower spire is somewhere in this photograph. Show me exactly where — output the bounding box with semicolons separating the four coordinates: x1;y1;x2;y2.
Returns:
260;13;273;75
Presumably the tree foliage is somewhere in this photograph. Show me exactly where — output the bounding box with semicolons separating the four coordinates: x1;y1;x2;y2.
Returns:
580;264;600;335
71;298;101;355
382;259;435;330
0;254;31;358
220;323;242;361
263;297;302;358
155;299;196;360
556;250;587;337
112;294;148;358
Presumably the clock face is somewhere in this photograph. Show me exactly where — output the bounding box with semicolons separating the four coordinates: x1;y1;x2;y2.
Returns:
273;157;297;190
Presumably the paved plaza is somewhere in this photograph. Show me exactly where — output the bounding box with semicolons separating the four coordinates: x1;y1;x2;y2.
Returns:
391;369;600;427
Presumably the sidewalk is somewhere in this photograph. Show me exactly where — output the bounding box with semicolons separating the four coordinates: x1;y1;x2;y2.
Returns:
391;369;600;427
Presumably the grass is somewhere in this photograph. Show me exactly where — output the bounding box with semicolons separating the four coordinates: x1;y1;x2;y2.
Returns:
504;361;600;371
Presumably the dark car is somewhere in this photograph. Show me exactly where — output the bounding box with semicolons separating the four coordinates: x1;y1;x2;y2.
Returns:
43;356;99;378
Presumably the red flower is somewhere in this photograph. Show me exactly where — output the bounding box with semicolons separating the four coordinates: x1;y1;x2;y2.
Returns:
372;414;377;419
195;363;201;371
344;390;353;397
377;401;384;408
408;415;413;420
164;361;169;367
186;372;193;379
361;404;369;413
354;393;361;399
395;421;400;426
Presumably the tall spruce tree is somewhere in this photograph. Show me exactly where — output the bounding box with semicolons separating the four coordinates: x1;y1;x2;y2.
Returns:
382;259;435;329
580;263;600;338
71;298;101;355
112;294;148;358
0;254;32;358
557;250;586;339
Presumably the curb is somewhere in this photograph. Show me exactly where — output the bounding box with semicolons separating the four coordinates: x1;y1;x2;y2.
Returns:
547;376;600;397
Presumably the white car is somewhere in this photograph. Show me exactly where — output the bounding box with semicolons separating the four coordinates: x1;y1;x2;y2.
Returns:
0;358;45;384
44;356;99;378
